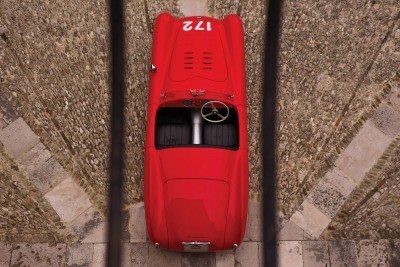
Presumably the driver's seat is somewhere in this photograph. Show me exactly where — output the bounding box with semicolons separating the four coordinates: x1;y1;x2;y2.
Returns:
203;123;238;149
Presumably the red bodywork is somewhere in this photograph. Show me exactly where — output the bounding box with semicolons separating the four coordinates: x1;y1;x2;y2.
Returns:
144;13;249;252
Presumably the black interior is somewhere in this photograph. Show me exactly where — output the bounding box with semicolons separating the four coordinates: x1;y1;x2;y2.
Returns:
155;107;238;150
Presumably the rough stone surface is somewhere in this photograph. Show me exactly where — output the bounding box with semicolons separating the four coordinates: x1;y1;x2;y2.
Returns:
0;118;39;158
82;222;107;244
387;239;400;267
16;142;51;175
29;157;70;194
0;244;12;267
44;177;92;223
0;143;64;242
70;206;104;241
335;121;392;184
290;200;331;238
302;241;330;267
277;220;311;241
215;251;234;267
244;200;262;241
323;167;356;198
66;243;93;267
324;137;400;239
180;0;208;16
129;202;146;243
10;243;66;267
148;244;182;267
372;103;400;138
307;179;346;218
277;241;303;267
182;252;216;267
356;240;389;267
92;243;106;267
328;240;358;267
234;242;259;267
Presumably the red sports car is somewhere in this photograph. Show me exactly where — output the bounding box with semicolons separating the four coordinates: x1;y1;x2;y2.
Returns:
144;13;249;252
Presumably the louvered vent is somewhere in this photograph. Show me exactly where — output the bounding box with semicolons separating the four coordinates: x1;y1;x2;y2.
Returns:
203;52;213;70
184;51;193;70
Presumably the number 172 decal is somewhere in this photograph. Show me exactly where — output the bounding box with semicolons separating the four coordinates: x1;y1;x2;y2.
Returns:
183;21;212;32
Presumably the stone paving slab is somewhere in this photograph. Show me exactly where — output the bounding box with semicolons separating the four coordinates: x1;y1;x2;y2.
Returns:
216;251;235;267
66;243;93;267
129;202;146;243
180;0;208;16
277;241;303;267
372;102;400;138
235;242;259;267
302;241;330;267
278;220;311;241
290;200;331;238
335;120;392;184
9;243;66;267
356;240;389;267
0;118;40;158
44;177;92;223
70;206;104;241
16;142;51;175
328;240;358;267
244;200;262;241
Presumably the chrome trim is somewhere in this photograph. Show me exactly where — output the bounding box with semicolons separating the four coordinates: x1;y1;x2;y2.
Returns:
190;89;205;96
182;241;211;252
155;243;160;248
191;109;203;145
150;64;156;72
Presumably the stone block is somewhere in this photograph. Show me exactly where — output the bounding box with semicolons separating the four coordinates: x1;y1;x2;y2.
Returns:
323;167;356;198
0;244;12;267
307;179;346;218
290;200;331;238
147;243;181;267
182;252;216;267
82;221;107;243
244;200;262;241
277;241;303;267
328;240;357;267
335;121;392;184
180;0;208;16
235;242;259;267
29;157;70;194
0;117;40;158
277;220;311;241
44;177;92;223
10;243;66;267
70;206;104;241
356;240;389;267
129;202;146;243
216;251;235;267
16;142;51;174
66;243;93;267
372;103;400;137
92;243;106;267
387;239;400;267
302;241;329;267
124;243;150;267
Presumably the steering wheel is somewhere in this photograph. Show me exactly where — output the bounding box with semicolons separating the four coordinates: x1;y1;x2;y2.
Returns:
201;100;230;123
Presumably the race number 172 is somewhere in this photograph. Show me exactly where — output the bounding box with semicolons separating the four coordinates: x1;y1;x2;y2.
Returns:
183;21;212;32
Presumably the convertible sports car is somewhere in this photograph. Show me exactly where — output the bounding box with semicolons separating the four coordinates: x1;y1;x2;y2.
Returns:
144;13;249;252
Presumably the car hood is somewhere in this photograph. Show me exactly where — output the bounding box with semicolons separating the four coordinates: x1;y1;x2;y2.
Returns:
164;178;229;250
158;148;238;182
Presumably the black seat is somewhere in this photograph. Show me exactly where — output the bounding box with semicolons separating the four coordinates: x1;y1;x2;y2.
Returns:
156;124;191;148
203;123;238;149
